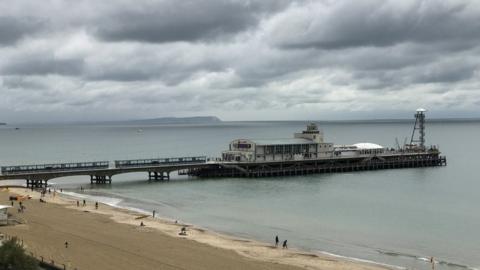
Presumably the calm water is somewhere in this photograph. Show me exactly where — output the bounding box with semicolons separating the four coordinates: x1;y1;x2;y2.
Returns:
0;121;479;270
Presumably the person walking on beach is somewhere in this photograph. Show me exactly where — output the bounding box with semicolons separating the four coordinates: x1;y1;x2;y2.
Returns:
275;235;279;247
153;210;156;218
65;241;68;248
95;202;98;210
282;240;287;249
76;201;79;207
82;199;86;206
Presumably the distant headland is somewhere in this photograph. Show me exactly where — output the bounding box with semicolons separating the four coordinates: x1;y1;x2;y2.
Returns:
0;122;5;125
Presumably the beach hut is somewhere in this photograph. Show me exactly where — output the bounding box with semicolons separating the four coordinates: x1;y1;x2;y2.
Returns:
0;205;10;225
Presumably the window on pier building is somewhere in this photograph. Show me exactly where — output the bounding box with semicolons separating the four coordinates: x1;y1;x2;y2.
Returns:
284;145;292;154
302;144;308;152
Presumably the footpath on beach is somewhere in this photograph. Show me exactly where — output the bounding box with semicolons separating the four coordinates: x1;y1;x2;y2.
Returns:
0;187;389;270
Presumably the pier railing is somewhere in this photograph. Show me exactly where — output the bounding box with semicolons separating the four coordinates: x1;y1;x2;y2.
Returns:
1;161;109;175
0;156;208;176
114;156;207;168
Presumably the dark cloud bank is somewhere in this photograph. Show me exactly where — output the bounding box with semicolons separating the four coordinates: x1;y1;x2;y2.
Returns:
0;0;479;122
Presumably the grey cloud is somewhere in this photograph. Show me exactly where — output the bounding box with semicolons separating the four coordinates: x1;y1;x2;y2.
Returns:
1;76;48;90
412;63;477;84
1;0;480;122
86;68;153;82
270;0;480;50
351;59;478;91
84;55;224;85
0;16;46;46
93;0;291;43
1;55;84;76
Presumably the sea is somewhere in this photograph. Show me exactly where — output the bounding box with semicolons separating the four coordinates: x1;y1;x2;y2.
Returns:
0;120;478;270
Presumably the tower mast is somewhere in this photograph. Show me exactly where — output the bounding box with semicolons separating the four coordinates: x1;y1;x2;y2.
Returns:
410;108;426;150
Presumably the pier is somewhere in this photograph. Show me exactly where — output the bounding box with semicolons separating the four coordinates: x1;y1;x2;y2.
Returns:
0;109;448;187
0;152;446;188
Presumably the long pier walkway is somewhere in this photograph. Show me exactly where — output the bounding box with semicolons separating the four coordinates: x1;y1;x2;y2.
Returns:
0;156;210;188
0;152;446;188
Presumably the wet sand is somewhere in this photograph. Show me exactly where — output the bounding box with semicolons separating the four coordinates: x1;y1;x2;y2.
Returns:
0;188;388;270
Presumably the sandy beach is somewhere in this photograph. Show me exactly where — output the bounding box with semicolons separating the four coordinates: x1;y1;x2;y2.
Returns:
0;187;389;270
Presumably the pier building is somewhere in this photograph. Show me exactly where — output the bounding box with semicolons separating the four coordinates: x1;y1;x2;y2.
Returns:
222;123;389;162
222;123;334;162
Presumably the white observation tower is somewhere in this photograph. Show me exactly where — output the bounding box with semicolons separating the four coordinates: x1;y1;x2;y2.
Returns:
410;108;427;150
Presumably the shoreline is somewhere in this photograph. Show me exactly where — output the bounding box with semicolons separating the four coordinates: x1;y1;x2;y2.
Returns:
1;186;392;270
61;189;407;270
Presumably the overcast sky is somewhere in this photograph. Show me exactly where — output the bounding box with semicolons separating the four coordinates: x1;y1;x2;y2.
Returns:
1;0;480;123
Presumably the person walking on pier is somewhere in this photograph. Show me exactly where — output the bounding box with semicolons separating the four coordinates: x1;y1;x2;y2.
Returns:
282;240;288;249
275;235;279;247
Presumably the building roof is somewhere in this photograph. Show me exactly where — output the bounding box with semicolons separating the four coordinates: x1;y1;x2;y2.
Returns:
353;143;384;149
250;138;316;145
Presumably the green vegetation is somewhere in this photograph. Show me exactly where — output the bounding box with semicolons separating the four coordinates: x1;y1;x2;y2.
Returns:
0;237;39;270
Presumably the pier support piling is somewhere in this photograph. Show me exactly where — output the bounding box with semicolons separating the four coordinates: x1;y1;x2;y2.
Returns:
26;179;48;189
90;175;112;184
148;171;170;181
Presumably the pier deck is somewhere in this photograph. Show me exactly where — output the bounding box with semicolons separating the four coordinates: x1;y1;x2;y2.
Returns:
188;152;447;178
0;152;446;188
0;156;210;188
